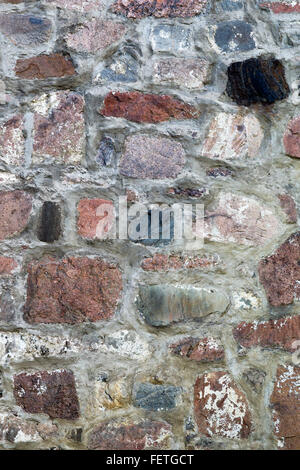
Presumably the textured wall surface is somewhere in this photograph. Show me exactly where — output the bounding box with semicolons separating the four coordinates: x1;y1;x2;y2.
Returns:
0;0;300;450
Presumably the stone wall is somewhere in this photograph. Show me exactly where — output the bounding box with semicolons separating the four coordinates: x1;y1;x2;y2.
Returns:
0;0;299;450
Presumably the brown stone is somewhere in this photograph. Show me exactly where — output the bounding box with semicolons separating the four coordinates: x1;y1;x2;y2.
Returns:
112;0;208;18
270;365;300;450
88;420;172;450
283;115;300;159
0;191;32;241
258;231;300;306
0;115;25;166
14;369;79;420
77;199;115;240
194;372;252;439
141;254;218;271
100;91;198;123
24;256;122;324
15;54;75;79
170;337;224;362
233;316;300;352
0;257;18;275
278;194;297;223
32;91;85;164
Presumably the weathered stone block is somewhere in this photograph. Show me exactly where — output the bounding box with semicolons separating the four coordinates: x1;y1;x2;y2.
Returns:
214;20;255;53
113;0;208;18
37;201;62;243
283;115;300;159
0;115;25;166
0;14;52;45
133;383;181;411
170;337;225;362
152;58;209;89
150;24;193;53
77;198;115;240
0;191;32;241
15;54;75;79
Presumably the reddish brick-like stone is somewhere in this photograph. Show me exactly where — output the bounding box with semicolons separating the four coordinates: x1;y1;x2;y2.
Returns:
32;91;85;164
77;199;115;240
15;54;75;79
66;19;126;53
88;420;172;450
194;372;251;439
0;115;25;166
0;191;32;241
233;316;300;352
113;0;208;18
24;257;122;324
14;370;79;420
100;91;198;123
0;257;18;275
283;115;300;159
270;365;300;450
0;413;57;444
278;194;297;223
258;232;300;306
170;337;224;362
260;2;300;13
141;254;218;271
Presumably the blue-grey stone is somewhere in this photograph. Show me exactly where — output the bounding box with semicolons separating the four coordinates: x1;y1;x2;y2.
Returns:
133;383;181;411
215;20;255;53
150;25;192;53
100;54;138;83
97;136;115;166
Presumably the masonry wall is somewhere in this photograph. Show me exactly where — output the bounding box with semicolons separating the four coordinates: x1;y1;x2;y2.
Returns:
0;0;299;450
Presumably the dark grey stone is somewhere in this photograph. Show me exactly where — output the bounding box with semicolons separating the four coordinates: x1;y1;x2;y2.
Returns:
215;20;255;53
133;383;181;411
97;136;115;166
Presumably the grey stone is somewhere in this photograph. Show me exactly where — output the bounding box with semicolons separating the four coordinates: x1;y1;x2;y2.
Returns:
0;14;52;46
100;54;138;83
97;136;115;166
243;368;266;393
138;285;229;326
133;383;181;411
215;20;255;53
150;25;193;53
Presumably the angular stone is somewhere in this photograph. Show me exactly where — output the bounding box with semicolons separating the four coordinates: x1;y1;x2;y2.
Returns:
0;292;15;323
15;54;75;79
226;57;290;106
258;232;300;306
14;369;79;420
283;115;300;159
32;91;85;164
0;14;52;45
201;113;263;160
0;257;18;275
233;316;300;352
242;368;266;394
89;377;129;412
215;20;255;53
99;53;138;84
100;91;198;123
0;191;32;241
48;0;104;11
138;285;229;326
141;254;218;271
260;1;300;13
37;201;62;243
66;19;126;53
150;24;193;53
152;58;209;89
206;167;233;177
170;336;224;362
97;136;115;166
120;135;185;179
0;115;25;166
194;372;252;439
278;194;297;223
133;383;181;411
270;365;300;450
205;192;279;246
88;419;172;450
77;199;115;240
0;413;57;444
113;0;208;18
24;257;122;324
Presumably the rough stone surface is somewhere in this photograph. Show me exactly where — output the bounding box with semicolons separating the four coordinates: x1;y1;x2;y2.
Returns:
15;54;76;79
32;91;85;164
194;372;252;439
14;369;80;420
77;198;115;239
152;58;209;89
120;135;185;179
283;115;300;159
0;413;57;444
133;383;181;411
150;24;193;53
215;20;255;53
233;315;300;352
24;257;123;324
48;0;104;11
278;193;297;223
37;201;62;243
0;256;17;275
0;14;52;45
0;115;25;166
226;58;290;106
260;2;300;13
270;365;300;450
141;254;218;271
138;285;229;326
258;231;300;306
170;336;225;362
0;191;32;241
112;0;208;18
100;91;198;123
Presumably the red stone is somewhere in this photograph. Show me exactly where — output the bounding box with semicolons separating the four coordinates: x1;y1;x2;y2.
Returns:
100;91;198;123
14;370;79;420
0;257;18;275
15;54;75;79
0;191;32;241
260;2;300;13
141;254;218;271
194;372;251;439
170;337;224;362
24;256;122;324
278;193;297;223
233;316;300;352
283;115;300;159
112;0;208;18
258;231;300;306
270;365;300;450
77;199;115;240
88;420;172;450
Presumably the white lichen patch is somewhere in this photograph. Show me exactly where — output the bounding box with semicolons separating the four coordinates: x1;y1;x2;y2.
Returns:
232;291;261;310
